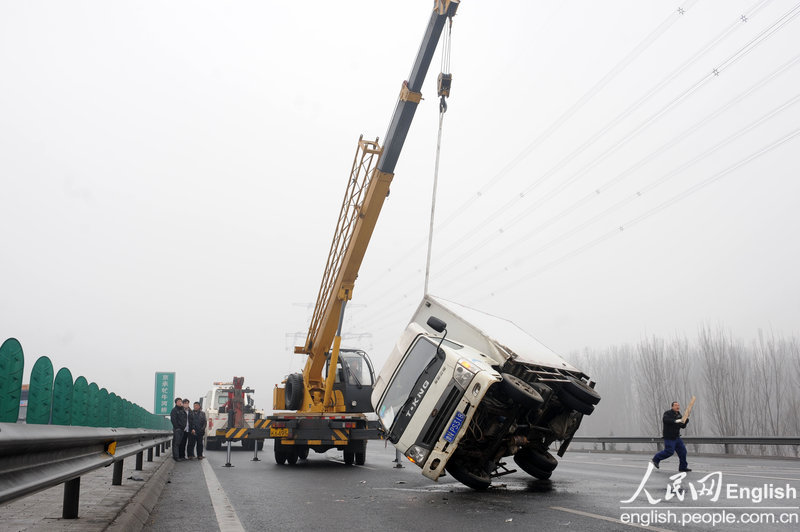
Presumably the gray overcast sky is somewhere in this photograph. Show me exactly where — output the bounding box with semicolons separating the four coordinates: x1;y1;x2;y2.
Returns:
2;1;798;412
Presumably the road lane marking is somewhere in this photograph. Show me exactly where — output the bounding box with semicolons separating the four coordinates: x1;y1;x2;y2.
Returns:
326;457;378;470
551;506;674;532
201;457;246;532
561;459;800;481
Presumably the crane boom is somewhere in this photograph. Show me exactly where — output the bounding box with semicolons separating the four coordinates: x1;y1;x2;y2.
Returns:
294;1;460;412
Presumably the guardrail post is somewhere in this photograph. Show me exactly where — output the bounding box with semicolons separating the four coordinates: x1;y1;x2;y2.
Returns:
147;447;154;462
112;460;123;485
135;451;143;471
63;477;80;519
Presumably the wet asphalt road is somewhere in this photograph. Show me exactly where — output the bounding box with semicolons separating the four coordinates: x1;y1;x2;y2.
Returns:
146;442;800;531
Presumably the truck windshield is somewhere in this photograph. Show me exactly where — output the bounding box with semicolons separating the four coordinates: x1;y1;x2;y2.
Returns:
377;337;439;430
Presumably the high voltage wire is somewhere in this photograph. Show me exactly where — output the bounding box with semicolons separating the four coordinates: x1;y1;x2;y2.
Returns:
431;60;800;289
468;126;800;303
360;91;799;333
441;92;800;298
352;0;779;313
350;5;799;331
430;0;797;277
352;1;701;298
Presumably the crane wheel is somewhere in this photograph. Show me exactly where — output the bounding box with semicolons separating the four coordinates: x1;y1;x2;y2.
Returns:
352;440;367;465
286;450;299;465
285;373;304;410
274;440;287;465
343;449;355;465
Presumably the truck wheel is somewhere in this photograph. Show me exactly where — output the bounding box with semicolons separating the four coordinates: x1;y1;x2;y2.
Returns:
562;377;601;405
285;373;304;410
557;388;595;415
274;440;287;465
516;447;557;472
297;445;309;460
445;459;491;490
257;440;264;451
286;450;299;465
353;440;367;465
513;452;553;480
242;439;253;451
343;449;355;465
500;374;544;408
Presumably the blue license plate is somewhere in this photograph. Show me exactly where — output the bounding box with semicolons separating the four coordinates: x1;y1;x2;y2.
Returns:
444;411;466;443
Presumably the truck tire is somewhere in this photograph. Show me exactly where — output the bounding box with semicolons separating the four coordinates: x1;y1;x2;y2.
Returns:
353;440;367;465
343;449;355;465
562;377;601;405
257;440;264;451
516;447;557;472
285;373;304;410
297;445;309;460
445;459;491;490
513;452;553;480
274;440;287;465
286;449;299;465
500;374;544;408
557;387;595;415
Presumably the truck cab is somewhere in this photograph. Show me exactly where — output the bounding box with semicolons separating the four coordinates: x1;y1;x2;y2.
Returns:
372;296;600;489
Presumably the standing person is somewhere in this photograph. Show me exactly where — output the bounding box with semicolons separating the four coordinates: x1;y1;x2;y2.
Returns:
170;398;187;462
182;398;192;459
652;401;691;472
189;401;207;460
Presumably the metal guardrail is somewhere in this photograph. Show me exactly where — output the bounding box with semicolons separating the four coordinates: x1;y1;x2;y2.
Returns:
1;337;174;518
572;436;800;450
0;423;170;516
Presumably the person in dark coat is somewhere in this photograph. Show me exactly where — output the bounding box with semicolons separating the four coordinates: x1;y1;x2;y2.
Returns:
652;401;691;472
169;398;188;461
188;401;207;460
181;398;191;458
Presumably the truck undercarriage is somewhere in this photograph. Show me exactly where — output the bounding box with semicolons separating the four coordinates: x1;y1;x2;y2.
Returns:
444;362;599;489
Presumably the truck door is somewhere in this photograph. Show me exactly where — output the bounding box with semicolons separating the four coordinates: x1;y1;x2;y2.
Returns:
326;350;375;413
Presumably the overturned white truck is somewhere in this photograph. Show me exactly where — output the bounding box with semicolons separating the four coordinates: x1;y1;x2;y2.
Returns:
372;295;600;489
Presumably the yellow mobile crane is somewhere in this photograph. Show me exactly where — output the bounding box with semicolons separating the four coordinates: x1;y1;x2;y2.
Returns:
264;0;460;466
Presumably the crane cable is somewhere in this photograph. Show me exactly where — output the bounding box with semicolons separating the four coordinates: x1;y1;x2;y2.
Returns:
424;15;453;296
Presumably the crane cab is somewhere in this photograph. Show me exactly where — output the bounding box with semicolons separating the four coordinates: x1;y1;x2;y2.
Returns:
325;348;375;414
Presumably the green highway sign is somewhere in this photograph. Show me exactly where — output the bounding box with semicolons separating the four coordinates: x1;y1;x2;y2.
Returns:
154;372;175;415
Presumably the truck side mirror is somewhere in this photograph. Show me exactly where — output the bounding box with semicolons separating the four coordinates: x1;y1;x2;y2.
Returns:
427;316;447;333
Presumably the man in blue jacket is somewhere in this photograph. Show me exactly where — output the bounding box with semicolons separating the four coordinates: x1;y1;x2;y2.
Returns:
652;401;691;472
